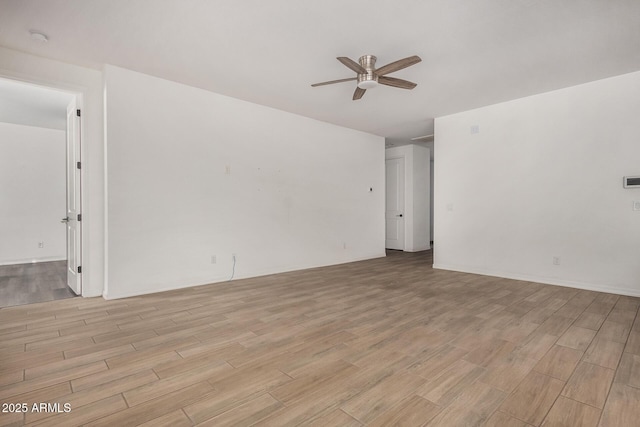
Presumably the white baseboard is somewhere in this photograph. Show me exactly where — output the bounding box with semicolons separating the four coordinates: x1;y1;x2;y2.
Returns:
103;252;387;300
0;257;66;267
103;277;224;300
405;245;432;252
433;263;640;298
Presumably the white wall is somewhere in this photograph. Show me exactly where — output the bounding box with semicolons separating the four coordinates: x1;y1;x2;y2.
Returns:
104;65;385;299
412;145;431;251
434;70;640;296
0;122;66;264
430;158;434;242
385;144;431;252
0;46;104;296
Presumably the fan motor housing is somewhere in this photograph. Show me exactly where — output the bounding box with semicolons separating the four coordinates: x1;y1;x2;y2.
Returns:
359;55;377;70
357;55;378;88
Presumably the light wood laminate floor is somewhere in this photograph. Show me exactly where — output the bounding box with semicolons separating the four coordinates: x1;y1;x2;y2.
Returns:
0;250;638;426
0;261;76;309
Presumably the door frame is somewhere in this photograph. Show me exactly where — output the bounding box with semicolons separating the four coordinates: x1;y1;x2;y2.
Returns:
0;75;85;296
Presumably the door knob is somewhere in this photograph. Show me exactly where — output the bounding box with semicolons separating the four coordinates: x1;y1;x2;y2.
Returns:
61;217;70;223
396;214;403;217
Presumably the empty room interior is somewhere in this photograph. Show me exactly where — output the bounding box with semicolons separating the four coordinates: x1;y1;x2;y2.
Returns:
1;1;639;426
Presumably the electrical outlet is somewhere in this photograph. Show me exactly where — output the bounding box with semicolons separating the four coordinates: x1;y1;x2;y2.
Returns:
38;242;44;248
633;201;640;211
225;165;231;175
553;256;561;265
343;242;347;249
211;255;216;264
470;125;479;134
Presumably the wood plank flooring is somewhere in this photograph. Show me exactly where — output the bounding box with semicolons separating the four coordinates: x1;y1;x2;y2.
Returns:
0;261;75;308
0;250;639;426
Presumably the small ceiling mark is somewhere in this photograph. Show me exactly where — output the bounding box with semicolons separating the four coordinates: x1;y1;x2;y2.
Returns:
29;30;48;43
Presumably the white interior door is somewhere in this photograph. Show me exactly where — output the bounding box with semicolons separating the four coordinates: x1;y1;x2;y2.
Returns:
64;98;81;295
385;156;405;250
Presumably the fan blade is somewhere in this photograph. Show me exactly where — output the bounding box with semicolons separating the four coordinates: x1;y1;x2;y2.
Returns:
375;55;421;76
337;57;366;74
311;77;357;87
411;134;434;141
353;87;366;100
378;76;417;90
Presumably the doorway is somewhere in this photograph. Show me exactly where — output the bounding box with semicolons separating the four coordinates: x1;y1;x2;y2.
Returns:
385;156;406;250
385;142;432;253
0;78;81;308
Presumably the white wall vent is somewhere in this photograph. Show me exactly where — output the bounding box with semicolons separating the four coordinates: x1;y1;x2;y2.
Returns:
623;176;640;188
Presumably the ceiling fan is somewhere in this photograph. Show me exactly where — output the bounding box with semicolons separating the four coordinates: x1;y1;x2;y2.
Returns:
312;55;421;100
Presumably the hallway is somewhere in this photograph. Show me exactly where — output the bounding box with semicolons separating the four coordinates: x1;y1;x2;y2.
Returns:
0;261;76;308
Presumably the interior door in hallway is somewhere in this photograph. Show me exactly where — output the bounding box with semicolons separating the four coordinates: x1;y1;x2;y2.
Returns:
385;156;405;250
64;98;81;295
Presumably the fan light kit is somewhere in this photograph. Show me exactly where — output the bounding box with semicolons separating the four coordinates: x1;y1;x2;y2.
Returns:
357;76;378;89
312;54;421;100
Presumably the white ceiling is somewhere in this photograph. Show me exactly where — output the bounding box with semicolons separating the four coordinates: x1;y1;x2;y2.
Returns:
1;0;639;140
0;78;73;130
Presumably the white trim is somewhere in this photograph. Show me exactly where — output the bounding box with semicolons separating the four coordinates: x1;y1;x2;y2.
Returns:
103;252;386;300
405;244;431;252
0;257;66;267
433;263;640;298
0;70;87;94
102;71;109;299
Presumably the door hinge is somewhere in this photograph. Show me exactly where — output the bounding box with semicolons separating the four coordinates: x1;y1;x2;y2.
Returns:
77;161;81;169
76;109;81;117
77;214;82;222
77;266;82;274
